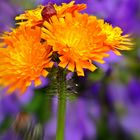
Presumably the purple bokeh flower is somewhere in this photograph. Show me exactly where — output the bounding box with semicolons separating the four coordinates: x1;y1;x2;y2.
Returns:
86;0;140;35
107;79;140;136
0;0;18;33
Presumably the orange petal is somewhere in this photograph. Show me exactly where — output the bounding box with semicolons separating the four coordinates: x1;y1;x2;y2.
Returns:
75;62;84;76
35;78;42;87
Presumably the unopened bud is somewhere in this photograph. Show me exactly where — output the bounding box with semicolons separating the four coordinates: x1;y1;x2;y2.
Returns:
41;2;57;21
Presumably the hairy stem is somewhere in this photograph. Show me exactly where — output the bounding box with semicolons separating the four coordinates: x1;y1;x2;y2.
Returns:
56;68;67;140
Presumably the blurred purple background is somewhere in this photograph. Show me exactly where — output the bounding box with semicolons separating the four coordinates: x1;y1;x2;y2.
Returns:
0;0;140;140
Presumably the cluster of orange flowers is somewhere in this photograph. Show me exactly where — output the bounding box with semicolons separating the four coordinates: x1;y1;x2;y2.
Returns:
0;1;132;93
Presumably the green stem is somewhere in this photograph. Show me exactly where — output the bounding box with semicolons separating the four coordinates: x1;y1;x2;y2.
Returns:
56;68;67;140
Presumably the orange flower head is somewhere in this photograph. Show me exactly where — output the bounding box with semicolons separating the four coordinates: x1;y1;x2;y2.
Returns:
42;12;110;76
99;20;133;55
15;1;86;27
0;26;53;93
15;5;44;27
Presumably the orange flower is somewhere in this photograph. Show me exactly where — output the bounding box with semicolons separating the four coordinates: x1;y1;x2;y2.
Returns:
42;12;110;76
99;20;133;55
0;26;53;93
1;2;132;81
15;1;86;27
